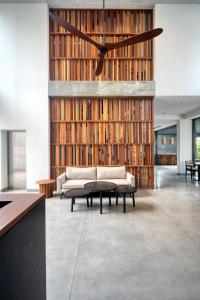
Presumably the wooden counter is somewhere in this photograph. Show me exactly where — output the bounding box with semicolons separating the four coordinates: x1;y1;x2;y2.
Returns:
0;193;46;300
0;193;45;238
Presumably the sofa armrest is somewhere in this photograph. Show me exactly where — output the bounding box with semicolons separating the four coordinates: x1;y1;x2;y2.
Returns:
57;172;66;193
127;172;135;187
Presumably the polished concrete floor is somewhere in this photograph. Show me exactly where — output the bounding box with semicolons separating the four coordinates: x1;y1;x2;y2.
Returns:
46;166;200;300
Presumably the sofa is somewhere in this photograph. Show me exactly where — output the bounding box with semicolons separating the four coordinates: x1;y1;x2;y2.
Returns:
57;166;135;196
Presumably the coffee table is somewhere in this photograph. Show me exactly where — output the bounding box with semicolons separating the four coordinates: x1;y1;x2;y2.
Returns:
84;181;117;214
115;185;137;213
65;188;91;212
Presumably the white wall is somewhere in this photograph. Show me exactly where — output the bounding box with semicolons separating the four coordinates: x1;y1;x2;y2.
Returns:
154;4;200;96
0;4;49;190
0;3;198;188
177;119;192;174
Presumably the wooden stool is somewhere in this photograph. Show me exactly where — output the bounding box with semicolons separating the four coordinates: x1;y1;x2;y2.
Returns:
36;179;56;198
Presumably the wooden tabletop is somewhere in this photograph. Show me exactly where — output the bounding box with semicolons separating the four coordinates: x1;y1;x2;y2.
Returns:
36;179;56;185
0;193;45;238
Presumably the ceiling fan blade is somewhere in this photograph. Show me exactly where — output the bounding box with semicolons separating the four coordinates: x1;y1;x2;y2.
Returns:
105;28;163;50
95;52;107;76
50;12;103;51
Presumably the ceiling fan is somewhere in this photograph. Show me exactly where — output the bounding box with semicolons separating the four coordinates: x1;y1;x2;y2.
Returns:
50;1;163;76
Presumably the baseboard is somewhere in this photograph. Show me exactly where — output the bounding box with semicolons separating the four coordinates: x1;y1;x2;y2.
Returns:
26;189;38;192
0;188;8;192
0;188;39;193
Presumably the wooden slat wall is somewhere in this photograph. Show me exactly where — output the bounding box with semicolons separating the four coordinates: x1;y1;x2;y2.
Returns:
50;97;154;188
49;9;154;188
49;9;153;81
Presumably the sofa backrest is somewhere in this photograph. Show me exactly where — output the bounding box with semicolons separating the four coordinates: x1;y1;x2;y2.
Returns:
97;166;126;180
66;167;97;180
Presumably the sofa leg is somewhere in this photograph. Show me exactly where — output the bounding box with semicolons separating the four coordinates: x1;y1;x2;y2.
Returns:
60;193;64;199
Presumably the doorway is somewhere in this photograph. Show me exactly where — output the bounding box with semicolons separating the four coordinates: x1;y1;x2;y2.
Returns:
8;131;26;189
154;125;177;166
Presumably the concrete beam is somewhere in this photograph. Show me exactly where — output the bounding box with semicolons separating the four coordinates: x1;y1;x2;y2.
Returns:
155;114;181;120
154;123;177;131
182;107;200;119
48;81;155;97
48;0;153;9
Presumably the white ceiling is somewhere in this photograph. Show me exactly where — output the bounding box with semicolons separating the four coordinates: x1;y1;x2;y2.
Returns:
154;96;200;118
1;0;200;8
154;120;177;130
154;96;200;130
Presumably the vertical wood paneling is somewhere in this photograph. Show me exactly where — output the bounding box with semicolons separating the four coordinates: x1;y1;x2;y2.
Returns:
49;9;153;81
50;97;154;188
49;9;154;188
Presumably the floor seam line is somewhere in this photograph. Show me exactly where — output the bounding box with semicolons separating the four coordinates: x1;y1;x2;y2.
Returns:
68;215;86;300
158;206;200;249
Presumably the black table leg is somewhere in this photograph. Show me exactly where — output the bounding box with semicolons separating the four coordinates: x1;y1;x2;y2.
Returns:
100;191;102;214
71;197;74;212
132;193;135;207
109;194;111;206
87;196;89;207
90;196;93;207
116;192;118;205
123;194;126;213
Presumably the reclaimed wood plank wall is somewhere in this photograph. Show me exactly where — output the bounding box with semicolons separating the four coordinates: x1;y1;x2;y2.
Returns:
49;9;154;188
49;9;153;81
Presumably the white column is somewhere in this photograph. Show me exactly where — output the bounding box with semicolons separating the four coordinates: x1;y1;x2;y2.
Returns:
177;119;192;174
0;130;8;191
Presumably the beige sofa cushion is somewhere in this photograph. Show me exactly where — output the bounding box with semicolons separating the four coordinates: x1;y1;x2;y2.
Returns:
97;166;126;180
62;179;95;189
66;167;96;180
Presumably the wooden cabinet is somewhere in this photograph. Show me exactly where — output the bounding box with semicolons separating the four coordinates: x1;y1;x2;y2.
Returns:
156;154;177;165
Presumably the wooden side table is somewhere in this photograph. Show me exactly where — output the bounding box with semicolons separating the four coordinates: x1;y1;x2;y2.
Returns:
36;179;56;198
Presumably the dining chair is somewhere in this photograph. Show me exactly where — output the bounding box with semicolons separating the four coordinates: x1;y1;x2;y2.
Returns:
185;160;197;180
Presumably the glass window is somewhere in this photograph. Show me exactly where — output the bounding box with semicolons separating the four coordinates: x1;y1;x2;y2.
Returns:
194;118;200;134
193;118;200;160
194;137;200;159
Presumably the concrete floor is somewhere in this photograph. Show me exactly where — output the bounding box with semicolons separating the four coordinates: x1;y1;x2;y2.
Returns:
46;166;200;300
